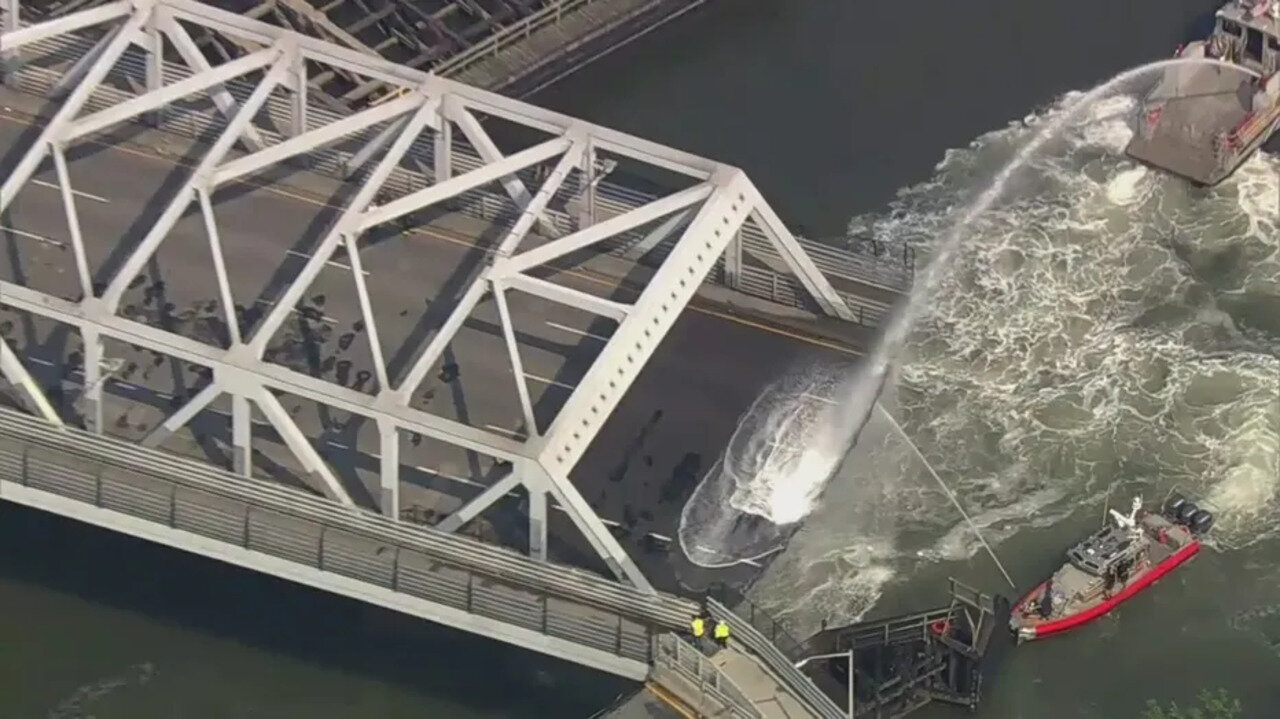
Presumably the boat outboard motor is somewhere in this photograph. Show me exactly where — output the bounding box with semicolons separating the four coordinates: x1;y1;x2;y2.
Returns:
1176;501;1199;525
1164;493;1187;519
1190;509;1214;535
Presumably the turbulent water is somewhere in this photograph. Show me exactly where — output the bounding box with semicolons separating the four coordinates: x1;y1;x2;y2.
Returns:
738;91;1279;636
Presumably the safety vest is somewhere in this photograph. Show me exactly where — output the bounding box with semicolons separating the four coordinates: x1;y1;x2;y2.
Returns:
691;617;706;637
713;622;730;640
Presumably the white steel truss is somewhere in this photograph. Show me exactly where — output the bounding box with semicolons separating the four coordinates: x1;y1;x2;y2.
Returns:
0;0;855;592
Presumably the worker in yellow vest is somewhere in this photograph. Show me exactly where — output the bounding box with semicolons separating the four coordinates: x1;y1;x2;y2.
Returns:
713;620;731;647
690;615;706;639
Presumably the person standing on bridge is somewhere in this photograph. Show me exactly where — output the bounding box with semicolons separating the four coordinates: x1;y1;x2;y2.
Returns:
713;620;731;648
690;614;707;640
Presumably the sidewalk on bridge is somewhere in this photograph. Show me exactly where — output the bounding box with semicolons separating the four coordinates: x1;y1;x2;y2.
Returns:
710;643;817;719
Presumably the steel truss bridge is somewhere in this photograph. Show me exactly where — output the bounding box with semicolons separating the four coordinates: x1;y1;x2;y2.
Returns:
0;0;897;692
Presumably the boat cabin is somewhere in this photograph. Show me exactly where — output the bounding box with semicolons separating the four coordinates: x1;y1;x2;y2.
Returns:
1211;0;1280;75
1065;523;1144;577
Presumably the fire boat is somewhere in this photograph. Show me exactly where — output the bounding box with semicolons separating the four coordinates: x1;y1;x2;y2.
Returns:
1125;0;1280;185
1009;494;1213;643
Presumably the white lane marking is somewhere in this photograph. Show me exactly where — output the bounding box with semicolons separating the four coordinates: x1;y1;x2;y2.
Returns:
413;465;483;488
325;440;349;450
31;178;110;204
28;357;54;366
0;226;64;247
286;248;370;276
545;320;610;342
484;424;526;438
801;392;838;406
115;382;137;391
695;543;761;567
156;391;172;399
523;372;575;391
253;298;339;325
648;532;673;543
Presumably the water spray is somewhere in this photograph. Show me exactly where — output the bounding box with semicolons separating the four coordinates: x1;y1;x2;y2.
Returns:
875;404;1017;591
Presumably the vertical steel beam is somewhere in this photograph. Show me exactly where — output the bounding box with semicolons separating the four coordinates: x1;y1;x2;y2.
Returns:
433;107;451;183
528;484;547;561
0;7;148;213
289;50;307;137
2;0;21;86
377;418;399;518
231;392;251;475
723;230;743;290
143;10;164;127
0;336;61;426
81;328;104;434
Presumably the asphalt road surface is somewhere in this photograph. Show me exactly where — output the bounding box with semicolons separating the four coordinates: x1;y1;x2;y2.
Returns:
0;105;854;586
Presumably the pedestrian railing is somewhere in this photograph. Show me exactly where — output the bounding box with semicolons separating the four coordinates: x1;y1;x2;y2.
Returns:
707;597;847;719
0;408;696;669
651;633;763;719
433;0;603;79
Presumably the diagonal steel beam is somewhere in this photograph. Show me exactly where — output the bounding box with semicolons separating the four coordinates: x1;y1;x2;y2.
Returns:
1;0;130;52
159;14;267;152
748;195;856;321
533;170;757;480
140;380;223;448
501;273;629;321
499;182;714;275
434;465;522;534
66;44;282;142
248;95;440;356
101;42;292;312
49;23;122;96
356;136;571;233
254;386;353;505
0;4;149;213
212;93;423;187
492;282;537;437
0;336;61;426
391;139;584;403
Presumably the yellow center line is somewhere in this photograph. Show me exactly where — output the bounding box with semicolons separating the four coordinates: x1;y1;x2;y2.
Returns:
644;680;699;719
0;112;862;357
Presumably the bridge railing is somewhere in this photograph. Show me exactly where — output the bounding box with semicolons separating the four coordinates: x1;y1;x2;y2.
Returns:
0;409;697;666
432;0;602;79
9;30;912;328
707;597;847;719
651;633;763;719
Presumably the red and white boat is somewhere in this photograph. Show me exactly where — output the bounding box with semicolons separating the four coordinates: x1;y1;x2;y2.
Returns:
1009;494;1213;643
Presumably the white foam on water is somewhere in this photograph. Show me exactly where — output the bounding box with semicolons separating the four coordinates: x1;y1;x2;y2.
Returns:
744;69;1279;629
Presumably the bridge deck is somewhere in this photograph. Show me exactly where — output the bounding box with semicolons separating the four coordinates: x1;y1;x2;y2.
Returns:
0;77;866;586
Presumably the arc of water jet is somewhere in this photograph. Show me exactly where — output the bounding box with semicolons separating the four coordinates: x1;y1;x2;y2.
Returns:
852;57;1263;437
875;402;1018;590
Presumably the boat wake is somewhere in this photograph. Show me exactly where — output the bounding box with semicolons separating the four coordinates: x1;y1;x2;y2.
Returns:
694;87;1279;636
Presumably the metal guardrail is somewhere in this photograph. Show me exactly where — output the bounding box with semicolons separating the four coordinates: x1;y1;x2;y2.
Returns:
652;633;763;719
433;0;604;78
11;30;911;328
0;408;697;649
707;597;847;719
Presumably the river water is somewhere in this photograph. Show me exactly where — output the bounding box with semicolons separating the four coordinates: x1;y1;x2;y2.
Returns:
4;0;1278;717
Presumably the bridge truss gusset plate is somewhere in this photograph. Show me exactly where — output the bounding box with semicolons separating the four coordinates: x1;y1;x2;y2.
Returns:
0;0;855;592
